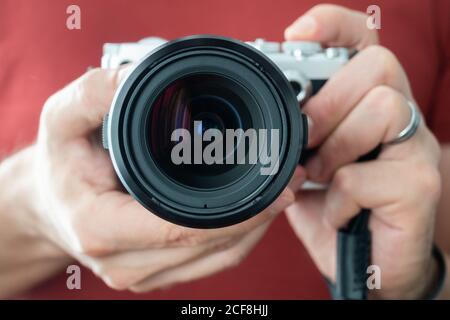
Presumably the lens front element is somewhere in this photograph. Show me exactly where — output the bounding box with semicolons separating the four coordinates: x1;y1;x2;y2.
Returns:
107;36;304;228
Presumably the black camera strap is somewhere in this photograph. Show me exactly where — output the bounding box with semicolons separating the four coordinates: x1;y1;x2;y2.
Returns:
329;145;382;300
332;210;372;299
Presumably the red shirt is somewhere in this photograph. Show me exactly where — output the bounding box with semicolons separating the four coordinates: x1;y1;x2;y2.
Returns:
1;0;449;299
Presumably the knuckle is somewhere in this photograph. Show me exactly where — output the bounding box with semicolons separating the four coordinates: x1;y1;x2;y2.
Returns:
367;86;402;118
72;230;107;257
129;281;170;293
333;167;355;196
414;164;441;200
366;45;401;82
164;224;204;246
309;3;343;16
70;206;111;257
40;94;59;132
74;75;91;102
81;68;104;83
430;134;442;162
309;3;334;13
101;269;135;291
322;131;352;162
75;68;106;103
129;285;148;294
308;92;337;129
368;85;395;104
83;67;119;92
367;45;396;65
421;127;442;164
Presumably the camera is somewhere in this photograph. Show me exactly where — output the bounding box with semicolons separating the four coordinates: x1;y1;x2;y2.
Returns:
101;35;349;228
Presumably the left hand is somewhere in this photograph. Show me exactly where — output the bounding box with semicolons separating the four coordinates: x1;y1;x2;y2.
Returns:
285;4;442;299
29;67;293;294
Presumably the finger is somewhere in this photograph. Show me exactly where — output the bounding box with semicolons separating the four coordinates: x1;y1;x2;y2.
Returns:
306;86;414;182
41;67;130;143
285;191;336;278
304;45;412;147
75;188;293;255
287;166;308;193
80;236;240;290
128;221;270;293
284;4;378;49
323;161;441;230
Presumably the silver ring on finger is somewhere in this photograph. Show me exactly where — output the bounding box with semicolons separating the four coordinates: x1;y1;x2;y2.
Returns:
385;99;421;145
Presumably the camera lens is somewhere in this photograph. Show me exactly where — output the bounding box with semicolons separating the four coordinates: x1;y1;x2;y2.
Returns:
194;112;225;135
106;35;306;228
149;74;251;189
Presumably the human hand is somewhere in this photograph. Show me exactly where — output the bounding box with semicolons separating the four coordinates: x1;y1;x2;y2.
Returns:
31;67;294;292
285;4;442;299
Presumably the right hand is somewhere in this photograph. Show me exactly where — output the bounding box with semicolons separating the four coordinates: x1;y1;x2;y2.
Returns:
284;4;442;299
30;67;294;292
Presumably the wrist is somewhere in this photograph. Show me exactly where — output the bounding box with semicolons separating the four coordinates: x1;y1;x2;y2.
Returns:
398;245;446;300
369;246;441;300
0;146;66;258
0;147;71;297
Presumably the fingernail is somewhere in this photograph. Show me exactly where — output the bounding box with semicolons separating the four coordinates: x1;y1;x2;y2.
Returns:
286;16;317;39
306;156;322;180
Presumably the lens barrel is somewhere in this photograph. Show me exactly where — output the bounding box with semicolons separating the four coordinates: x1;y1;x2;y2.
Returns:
106;35;307;228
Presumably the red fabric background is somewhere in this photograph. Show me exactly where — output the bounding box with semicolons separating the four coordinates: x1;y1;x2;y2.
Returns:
0;0;449;299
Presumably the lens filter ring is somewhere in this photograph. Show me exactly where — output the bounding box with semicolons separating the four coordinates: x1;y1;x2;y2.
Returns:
107;35;304;228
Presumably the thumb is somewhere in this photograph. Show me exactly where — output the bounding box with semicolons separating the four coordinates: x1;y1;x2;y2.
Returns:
40;66;131;143
284;4;378;49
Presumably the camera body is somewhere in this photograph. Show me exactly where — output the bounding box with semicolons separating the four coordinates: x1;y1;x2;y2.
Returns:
101;36;349;228
102;37;349;104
